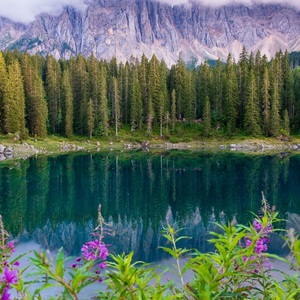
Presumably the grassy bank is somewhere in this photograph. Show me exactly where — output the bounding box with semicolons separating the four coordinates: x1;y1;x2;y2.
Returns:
1;131;300;160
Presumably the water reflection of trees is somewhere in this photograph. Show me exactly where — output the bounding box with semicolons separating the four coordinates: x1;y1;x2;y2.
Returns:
0;152;300;260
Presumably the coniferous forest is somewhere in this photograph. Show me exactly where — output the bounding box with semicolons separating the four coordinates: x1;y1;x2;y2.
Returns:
0;48;300;139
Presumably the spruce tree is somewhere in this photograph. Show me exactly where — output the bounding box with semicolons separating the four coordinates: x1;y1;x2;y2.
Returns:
72;55;88;135
3;60;26;138
212;59;224;118
61;69;73;138
130;69;142;132
224;53;239;135
139;54;148;120
148;54;161;126
99;64;109;136
261;56;271;136
238;46;249;125
21;53;48;137
283;108;290;135
112;76;120;137
173;56;187;119
87;53;101;131
0;52;7;133
281;50;294;119
203;96;212;137
270;60;281;137
244;70;261;136
87;98;95;138
46;55;61;134
171;89;176;131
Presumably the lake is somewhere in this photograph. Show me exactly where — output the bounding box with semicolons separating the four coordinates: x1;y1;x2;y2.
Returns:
1;151;300;262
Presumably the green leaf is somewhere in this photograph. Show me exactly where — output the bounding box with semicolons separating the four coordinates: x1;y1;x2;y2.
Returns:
55;248;65;278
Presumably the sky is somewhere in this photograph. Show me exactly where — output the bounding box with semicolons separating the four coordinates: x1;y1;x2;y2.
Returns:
0;0;299;24
0;0;87;24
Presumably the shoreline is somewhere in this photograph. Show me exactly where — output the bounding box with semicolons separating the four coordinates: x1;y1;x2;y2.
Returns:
1;136;300;160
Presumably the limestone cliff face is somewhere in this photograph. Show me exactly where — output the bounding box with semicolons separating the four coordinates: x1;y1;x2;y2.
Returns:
1;0;300;65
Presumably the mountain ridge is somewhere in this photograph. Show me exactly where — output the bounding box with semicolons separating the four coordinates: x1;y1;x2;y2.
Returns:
1;0;300;65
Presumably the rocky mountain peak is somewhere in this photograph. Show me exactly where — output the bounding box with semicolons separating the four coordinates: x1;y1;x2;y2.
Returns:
0;0;300;65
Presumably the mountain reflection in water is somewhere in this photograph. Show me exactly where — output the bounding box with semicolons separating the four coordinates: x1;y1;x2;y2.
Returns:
1;151;300;262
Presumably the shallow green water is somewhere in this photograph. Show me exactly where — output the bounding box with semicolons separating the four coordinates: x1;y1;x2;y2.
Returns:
1;151;300;261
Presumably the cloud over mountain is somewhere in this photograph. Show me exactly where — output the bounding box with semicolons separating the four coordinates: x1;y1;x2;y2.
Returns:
157;0;300;10
0;0;87;24
1;0;299;24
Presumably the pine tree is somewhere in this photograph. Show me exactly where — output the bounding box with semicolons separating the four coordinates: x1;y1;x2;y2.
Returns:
238;46;249;125
0;52;7;133
148;54;160;126
244;70;261;136
21;53;48;137
120;61;130;124
224;53;239;135
99;64;109;136
185;70;196;122
87;98;95;138
292;67;300;130
203;96;212;137
211;59;224;118
72;55;88;135
139;54;148;120
197;61;212;117
159;59;168;136
130;69;142;132
260;55;271;136
282;108;290;135
61;68;73;138
173;56;187;119
171;89;176;131
270;59;281;137
3;60;26;137
87;53;101;131
112;76;120;137
147;95;154;135
46;55;61;134
281;50;294;119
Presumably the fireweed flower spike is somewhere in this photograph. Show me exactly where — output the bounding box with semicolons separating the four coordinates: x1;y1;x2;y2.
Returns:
1;266;18;286
1;286;10;300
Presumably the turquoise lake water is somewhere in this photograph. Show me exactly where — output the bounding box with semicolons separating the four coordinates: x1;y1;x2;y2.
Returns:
1;151;300;261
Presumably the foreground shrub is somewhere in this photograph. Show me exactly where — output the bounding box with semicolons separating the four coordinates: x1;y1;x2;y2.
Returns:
1;194;300;299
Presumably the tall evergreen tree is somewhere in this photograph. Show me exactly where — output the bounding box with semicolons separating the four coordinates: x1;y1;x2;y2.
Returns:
281;50;295;119
238;46;249;125
148;54;161;126
173;56;187;119
203;96;212;137
45;55;61;134
87;98;95;138
283;108;290;135
130;69;142;132
3;60;26;137
224;53;239;134
211;59;224;118
197;61;212;117
61;68;73;138
139;54;148;120
21;53;48;137
0;52;7;133
270;59;281;137
261;56;271;136
72;55;88;135
87;53;101;131
112;76;120;137
244;70;261;136
99;64;109;136
171;89;176;131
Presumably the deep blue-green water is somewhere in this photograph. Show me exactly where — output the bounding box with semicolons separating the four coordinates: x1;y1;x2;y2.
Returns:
1;151;300;261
